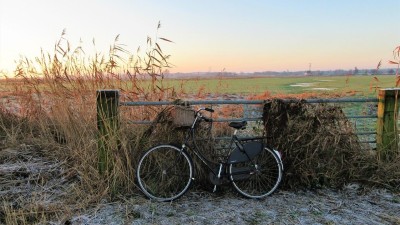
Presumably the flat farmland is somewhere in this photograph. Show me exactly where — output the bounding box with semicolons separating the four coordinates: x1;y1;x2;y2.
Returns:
164;75;398;97
162;75;392;146
0;75;396;98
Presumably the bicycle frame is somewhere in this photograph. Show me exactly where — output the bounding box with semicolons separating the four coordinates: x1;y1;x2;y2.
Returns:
178;108;260;178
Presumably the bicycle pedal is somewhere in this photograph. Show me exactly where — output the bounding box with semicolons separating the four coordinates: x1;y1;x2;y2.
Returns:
213;185;217;193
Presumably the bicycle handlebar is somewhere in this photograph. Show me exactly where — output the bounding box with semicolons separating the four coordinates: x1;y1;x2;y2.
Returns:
205;108;214;113
196;107;214;122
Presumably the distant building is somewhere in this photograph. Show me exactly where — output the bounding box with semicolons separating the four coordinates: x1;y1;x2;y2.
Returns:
304;63;312;76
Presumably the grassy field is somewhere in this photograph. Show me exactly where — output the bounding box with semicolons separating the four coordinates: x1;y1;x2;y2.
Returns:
0;74;396;98
162;74;397;97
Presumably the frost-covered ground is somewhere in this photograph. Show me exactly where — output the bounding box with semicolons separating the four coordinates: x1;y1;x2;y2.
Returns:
67;187;400;225
1;144;399;225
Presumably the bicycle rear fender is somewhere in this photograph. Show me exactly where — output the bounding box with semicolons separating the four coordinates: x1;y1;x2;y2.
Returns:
227;141;263;164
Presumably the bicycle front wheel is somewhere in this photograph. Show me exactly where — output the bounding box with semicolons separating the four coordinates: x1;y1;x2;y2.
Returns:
229;147;283;199
136;144;194;202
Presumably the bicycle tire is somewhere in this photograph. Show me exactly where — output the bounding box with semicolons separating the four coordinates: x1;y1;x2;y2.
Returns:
229;147;283;199
136;144;194;201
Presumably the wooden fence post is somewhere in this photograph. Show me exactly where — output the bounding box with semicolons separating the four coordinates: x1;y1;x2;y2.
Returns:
97;90;120;175
376;88;400;161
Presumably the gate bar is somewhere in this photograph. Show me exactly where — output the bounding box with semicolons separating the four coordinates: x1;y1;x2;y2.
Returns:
120;97;378;106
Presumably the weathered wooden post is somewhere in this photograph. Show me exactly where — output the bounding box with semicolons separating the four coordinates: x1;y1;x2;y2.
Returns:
376;88;400;161
97;90;120;175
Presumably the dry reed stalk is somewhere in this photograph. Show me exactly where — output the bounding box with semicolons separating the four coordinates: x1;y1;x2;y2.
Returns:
389;45;400;86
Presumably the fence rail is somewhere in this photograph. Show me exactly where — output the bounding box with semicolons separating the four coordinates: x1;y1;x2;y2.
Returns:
120;97;379;106
96;88;400;172
121;97;379;147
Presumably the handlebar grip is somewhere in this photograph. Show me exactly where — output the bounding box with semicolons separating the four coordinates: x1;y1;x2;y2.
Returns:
205;108;214;113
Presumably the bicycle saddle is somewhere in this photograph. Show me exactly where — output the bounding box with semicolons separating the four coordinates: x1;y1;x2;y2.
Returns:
229;121;247;129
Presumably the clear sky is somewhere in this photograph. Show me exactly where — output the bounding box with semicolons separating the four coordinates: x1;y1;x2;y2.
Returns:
0;0;399;74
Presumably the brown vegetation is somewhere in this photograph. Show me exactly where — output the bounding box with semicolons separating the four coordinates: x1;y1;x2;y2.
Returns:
0;27;399;224
263;99;400;190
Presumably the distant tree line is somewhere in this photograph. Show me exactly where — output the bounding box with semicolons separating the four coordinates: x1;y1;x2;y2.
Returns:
168;68;397;78
250;68;397;76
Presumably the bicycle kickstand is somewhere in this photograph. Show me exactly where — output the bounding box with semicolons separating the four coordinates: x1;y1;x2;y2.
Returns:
213;163;223;193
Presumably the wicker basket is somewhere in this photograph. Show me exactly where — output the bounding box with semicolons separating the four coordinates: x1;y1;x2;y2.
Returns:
172;106;195;127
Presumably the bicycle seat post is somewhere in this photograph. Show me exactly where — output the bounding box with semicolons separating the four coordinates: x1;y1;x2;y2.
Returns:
229;121;247;136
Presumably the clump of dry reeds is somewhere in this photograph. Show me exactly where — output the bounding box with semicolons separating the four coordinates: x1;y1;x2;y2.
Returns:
263;99;400;190
0;24;180;222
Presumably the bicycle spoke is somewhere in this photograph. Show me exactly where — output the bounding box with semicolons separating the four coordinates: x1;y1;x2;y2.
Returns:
137;145;193;201
230;147;282;198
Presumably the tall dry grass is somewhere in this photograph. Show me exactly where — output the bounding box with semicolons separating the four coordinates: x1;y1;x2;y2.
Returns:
0;25;182;223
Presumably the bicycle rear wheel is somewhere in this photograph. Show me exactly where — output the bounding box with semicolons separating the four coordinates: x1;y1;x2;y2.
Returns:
136;144;193;201
229;147;283;199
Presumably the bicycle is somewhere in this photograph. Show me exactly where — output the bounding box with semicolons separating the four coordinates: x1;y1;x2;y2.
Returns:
136;107;283;202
